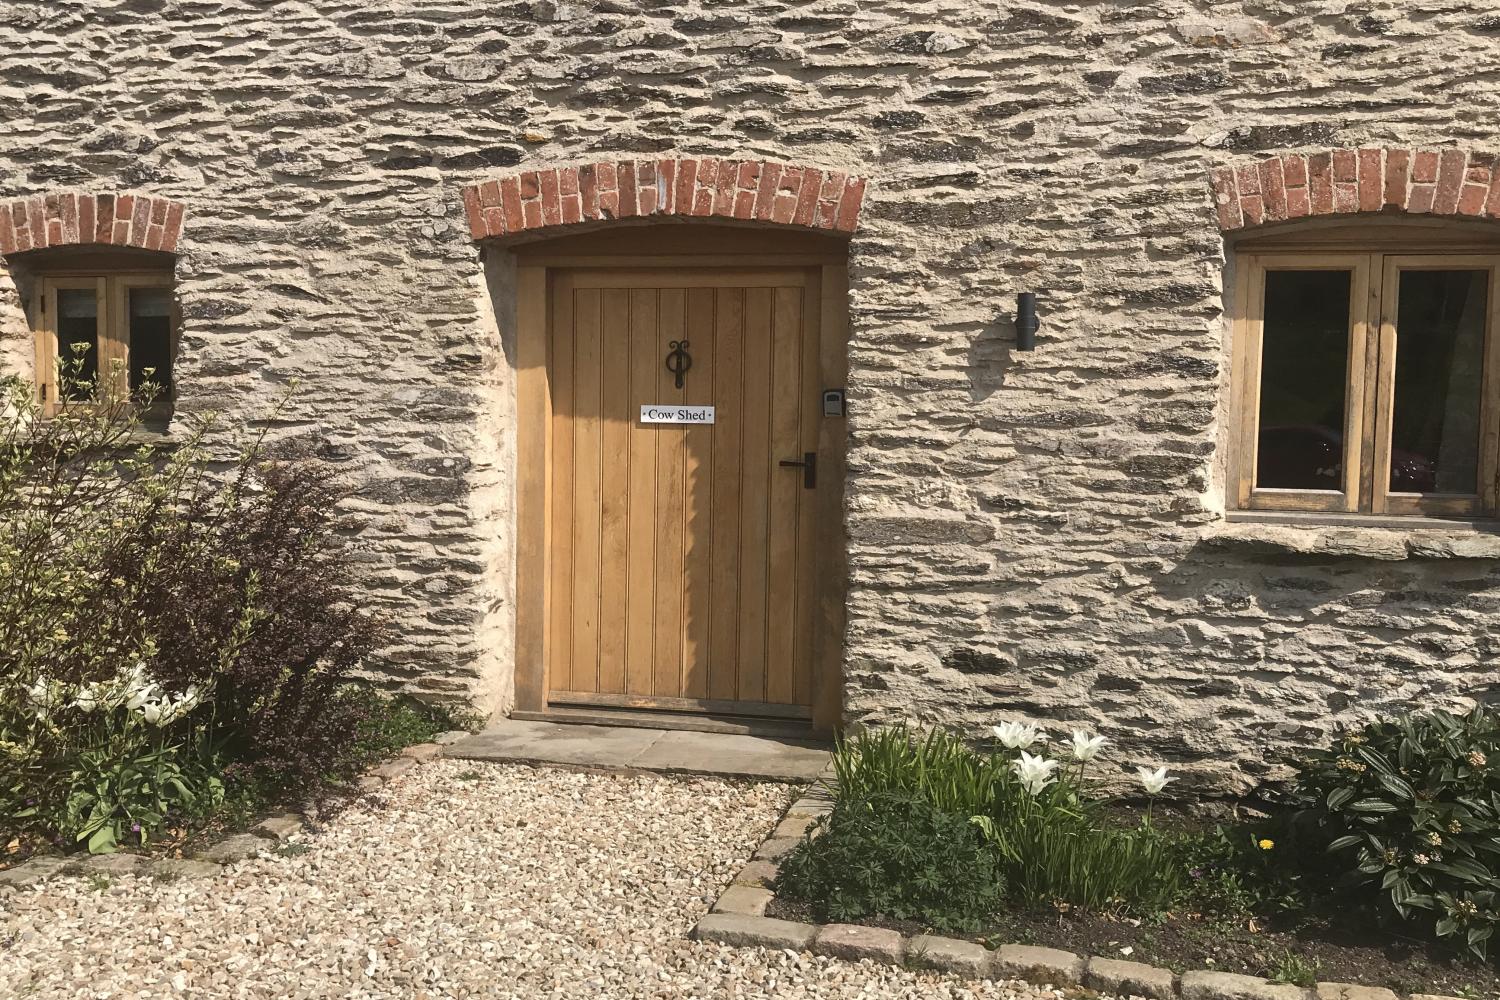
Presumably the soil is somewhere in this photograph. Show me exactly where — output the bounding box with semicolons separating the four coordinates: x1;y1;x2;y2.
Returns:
767;897;1500;997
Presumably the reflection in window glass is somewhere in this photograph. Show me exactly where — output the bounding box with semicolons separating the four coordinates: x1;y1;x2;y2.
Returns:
56;288;99;400
1256;270;1351;491
128;287;173;400
1390;269;1489;495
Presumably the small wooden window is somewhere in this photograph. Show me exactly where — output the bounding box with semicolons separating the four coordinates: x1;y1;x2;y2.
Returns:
1231;245;1500;518
31;272;176;412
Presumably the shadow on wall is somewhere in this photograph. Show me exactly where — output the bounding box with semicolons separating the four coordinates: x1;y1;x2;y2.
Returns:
845;528;1500;797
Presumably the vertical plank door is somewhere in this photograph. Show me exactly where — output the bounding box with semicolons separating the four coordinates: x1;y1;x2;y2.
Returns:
547;269;820;720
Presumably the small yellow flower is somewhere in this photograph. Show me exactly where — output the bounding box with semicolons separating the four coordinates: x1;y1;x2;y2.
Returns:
1258;838;1274;851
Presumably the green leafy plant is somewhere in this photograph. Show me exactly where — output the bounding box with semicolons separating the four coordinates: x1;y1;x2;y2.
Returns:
1266;949;1320;987
342;689;456;768
59;737;225;854
776;791;1007;932
1174;825;1305;918
972;808;1180;913
831;725;1017;818
1286;704;1500;957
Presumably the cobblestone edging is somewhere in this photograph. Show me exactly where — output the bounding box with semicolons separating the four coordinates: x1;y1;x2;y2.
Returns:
0;731;469;893
693;785;1462;1000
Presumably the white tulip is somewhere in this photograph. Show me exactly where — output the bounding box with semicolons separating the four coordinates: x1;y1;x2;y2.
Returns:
1136;765;1174;796
125;680;160;711
1070;730;1107;762
1012;750;1060;795
140;700;165;726
992;721;1042;750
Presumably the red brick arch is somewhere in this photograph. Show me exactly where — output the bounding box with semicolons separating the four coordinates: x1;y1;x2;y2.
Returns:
1210;148;1500;231
0;192;186;255
461;157;867;240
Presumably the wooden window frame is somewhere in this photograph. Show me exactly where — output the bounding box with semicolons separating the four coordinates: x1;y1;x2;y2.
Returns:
1231;249;1500;519
30;270;176;414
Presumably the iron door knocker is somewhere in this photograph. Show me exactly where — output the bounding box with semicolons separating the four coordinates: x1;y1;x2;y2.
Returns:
666;339;692;389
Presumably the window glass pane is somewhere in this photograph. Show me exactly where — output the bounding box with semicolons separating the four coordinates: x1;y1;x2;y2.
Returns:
128;287;174;400
1256;270;1351;491
1389;269;1489;495
56;288;99;400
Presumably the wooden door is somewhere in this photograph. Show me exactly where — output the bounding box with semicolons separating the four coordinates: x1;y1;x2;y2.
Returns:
544;268;823;720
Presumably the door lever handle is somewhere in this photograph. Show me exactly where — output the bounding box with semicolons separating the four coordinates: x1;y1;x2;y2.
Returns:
778;451;817;489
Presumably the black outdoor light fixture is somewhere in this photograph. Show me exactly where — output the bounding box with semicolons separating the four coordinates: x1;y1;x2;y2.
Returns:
1015;292;1039;351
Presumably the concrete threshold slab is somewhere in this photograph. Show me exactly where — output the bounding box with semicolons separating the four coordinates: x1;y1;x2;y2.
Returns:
447;718;830;783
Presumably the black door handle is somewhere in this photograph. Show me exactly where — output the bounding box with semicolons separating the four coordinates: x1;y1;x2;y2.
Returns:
778;451;817;489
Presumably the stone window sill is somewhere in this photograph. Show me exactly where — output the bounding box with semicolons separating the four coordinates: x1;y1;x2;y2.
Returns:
1209;513;1500;560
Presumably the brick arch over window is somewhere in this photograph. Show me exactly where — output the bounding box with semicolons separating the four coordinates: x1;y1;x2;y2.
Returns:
461;157;867;240
1210;148;1500;232
0;192;186;255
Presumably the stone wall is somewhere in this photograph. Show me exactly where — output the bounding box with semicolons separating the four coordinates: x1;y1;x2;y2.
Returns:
3;0;1500;793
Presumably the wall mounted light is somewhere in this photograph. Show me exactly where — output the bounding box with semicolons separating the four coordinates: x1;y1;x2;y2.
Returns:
1015;292;1039;351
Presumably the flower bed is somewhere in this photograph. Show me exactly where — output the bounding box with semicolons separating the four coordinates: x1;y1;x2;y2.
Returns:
728;713;1500;996
0;375;459;864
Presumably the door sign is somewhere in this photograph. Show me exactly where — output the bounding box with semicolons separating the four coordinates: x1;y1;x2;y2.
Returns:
640;404;716;424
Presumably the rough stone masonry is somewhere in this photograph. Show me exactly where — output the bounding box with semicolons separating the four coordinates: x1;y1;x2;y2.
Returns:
3;0;1500;795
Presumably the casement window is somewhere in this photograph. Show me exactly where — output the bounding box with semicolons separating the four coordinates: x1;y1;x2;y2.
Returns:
32;272;176;411
1231;239;1500;519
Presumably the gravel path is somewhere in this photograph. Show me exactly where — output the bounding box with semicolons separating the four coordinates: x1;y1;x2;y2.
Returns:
3;759;1066;999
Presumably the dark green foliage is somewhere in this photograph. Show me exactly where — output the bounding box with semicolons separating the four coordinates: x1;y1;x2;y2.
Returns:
341;689;456;767
1174;825;1305;918
776;792;1007;932
1287;705;1500;957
